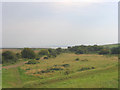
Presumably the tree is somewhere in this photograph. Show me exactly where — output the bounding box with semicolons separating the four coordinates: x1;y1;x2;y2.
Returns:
99;49;110;55
21;48;36;59
2;51;17;63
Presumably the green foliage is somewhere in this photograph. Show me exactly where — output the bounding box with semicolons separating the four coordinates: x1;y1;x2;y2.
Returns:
68;45;103;54
56;48;62;54
2;51;17;64
99;49;110;55
43;56;48;59
111;46;120;54
48;49;57;58
39;49;49;56
36;57;40;60
75;50;84;54
26;60;39;64
62;64;70;67
78;67;95;71
81;59;88;61
16;53;21;59
75;58;79;61
2;53;118;88
21;48;36;59
64;69;71;75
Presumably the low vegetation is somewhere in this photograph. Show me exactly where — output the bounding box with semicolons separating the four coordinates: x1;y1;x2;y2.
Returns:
2;44;119;88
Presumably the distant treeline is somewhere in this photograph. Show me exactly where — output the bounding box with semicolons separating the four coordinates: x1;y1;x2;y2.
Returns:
1;44;120;64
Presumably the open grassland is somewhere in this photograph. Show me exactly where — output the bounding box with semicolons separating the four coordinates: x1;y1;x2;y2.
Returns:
2;53;118;88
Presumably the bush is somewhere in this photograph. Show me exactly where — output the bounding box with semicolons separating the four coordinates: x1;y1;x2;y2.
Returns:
21;48;36;59
49;67;64;71
48;49;57;58
111;47;120;54
99;49;110;55
43;57;48;59
26;60;39;64
39;49;49;56
78;67;95;71
36;57;40;60
2;51;17;64
81;59;88;61
16;53;21;58
64;69;71;75
75;58;79;61
62;64;70;67
75;50;84;54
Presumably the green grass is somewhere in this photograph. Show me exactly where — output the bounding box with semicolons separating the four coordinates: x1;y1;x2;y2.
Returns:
2;53;118;88
102;44;119;48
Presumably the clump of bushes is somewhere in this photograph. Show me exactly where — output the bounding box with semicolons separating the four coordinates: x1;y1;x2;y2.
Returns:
35;66;64;74
64;69;71;75
99;49;110;55
36;57;40;60
81;59;88;61
78;67;95;71
37;70;52;74
75;58;79;61
49;66;64;71
43;57;48;59
39;49;49;56
62;64;70;67
26;60;39;64
26;68;31;70
53;64;70;67
111;46;120;54
21;48;36;59
2;51;18;64
75;50;84;54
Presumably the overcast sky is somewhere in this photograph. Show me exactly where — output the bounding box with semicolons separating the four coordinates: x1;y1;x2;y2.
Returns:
1;1;118;48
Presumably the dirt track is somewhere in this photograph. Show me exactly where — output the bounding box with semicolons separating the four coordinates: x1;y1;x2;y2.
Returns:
2;61;28;69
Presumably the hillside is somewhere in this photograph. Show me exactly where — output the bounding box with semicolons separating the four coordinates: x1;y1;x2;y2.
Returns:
101;44;119;48
2;53;118;88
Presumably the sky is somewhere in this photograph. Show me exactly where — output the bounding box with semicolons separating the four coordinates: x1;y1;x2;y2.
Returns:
1;0;118;48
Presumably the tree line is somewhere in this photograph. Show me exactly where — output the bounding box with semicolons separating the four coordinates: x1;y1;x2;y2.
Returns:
2;44;120;64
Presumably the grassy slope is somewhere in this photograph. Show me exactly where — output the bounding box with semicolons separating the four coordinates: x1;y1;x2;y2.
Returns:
2;53;118;88
102;44;118;48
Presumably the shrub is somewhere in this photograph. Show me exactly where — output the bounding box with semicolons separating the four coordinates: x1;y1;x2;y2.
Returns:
26;60;39;64
75;58;79;61
36;57;40;60
64;69;71;75
78;67;95;71
21;48;36;59
16;53;21;58
91;67;95;69
75;50;84;54
43;57;48;59
111;47;120;54
39;49;49;56
62;64;70;67
81;59;88;61
2;51;17;64
99;49;110;55
49;67;64;71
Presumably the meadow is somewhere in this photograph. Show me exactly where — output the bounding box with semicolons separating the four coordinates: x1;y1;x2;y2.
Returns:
2;53;118;88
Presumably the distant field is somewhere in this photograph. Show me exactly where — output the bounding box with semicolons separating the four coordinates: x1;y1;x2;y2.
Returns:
102;44;118;48
2;53;118;88
2;48;43;54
